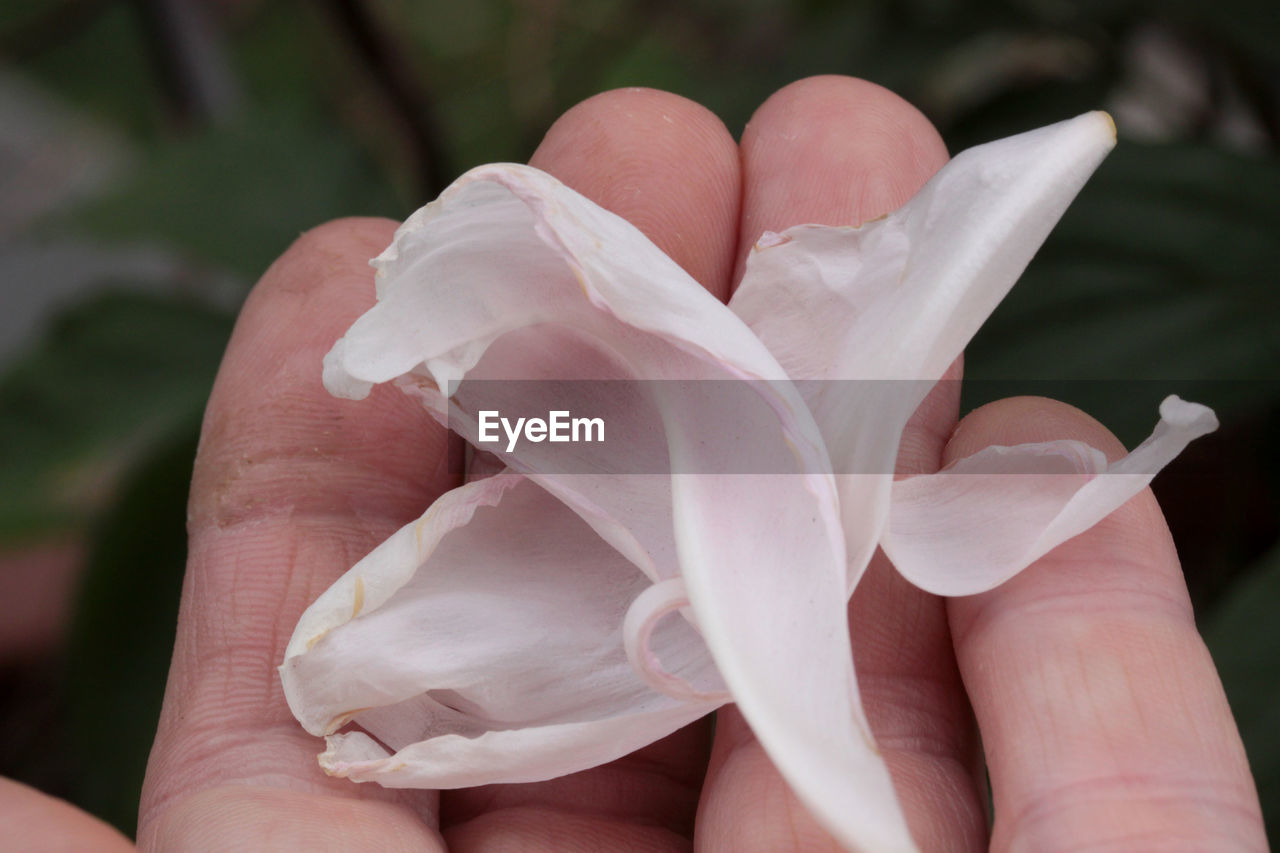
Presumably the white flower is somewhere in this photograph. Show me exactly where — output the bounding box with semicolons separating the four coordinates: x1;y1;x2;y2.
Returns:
280;111;1216;852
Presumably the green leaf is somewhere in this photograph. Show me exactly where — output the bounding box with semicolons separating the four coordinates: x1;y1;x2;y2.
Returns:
63;423;199;837
6;4;161;139
1202;543;1280;842
69;112;404;281
965;139;1280;444
0;291;232;543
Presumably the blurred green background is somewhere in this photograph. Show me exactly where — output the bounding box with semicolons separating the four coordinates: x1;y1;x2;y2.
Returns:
0;0;1276;843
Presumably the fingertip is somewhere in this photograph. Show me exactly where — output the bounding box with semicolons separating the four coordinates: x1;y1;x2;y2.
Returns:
744;75;946;159
235;216;400;362
946;396;1129;466
281;217;400;270
530;87;741;298
258;217;399;307
738;76;948;264
190;213;446;530
533;87;737;179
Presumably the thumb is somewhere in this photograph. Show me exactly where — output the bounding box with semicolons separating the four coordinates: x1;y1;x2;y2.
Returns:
0;777;134;852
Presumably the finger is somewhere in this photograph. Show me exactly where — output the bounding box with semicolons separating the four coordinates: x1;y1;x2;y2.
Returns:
731;75;950;289
0;778;133;852
438;87;741;851
527;87;740;300
946;397;1266;851
699;75;988;852
140;218;455;852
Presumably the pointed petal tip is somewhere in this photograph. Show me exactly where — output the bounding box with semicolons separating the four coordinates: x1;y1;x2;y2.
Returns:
1051;110;1117;163
1095;109;1118;144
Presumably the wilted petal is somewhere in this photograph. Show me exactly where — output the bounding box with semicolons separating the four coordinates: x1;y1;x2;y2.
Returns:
884;396;1218;595
281;472;722;786
325;163;801;583
317;709;712;788
731;112;1118;590
318;163;917;851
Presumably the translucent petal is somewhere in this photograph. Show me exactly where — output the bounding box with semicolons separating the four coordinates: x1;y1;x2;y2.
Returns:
731;112;1118;592
281;473;721;786
884;396;1218;595
318;163;916;851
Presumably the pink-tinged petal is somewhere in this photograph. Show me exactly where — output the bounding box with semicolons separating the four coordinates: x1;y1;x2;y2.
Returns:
622;577;730;704
731;112;1118;591
318;163;918;850
672;472;916;851
281;473;721;785
885;396;1217;596
325;164;786;400
326;163;815;585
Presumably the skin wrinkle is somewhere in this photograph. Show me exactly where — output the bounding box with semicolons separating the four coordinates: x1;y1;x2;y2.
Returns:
146;787;445;853
1000;772;1265;852
198;406;443;529
437;724;713;835
442;763;701;834
147;699;436;825
950;579;1198;652
856;671;972;760
148;727;296;820
1075;641;1118;749
445;807;695;853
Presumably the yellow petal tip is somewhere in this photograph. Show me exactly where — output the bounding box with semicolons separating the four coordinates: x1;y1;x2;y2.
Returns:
1097;110;1117;142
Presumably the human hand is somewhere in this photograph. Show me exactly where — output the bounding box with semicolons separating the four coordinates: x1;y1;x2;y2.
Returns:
13;77;1265;852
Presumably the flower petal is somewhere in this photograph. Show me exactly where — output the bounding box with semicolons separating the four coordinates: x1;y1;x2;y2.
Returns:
316;706;715;787
884;396;1218;595
326;163;812;585
281;472;722;785
731;112;1118;590
622;577;730;704
319;163;918;850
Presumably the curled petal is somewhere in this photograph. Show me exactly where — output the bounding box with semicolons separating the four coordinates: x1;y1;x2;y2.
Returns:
731;111;1118;591
623;578;729;703
884;396;1218;596
281;473;721;785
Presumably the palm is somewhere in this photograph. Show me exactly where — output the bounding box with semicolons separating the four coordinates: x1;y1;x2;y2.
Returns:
124;78;1263;853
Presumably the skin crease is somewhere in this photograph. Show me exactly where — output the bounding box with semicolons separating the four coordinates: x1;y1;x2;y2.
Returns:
5;77;1264;852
